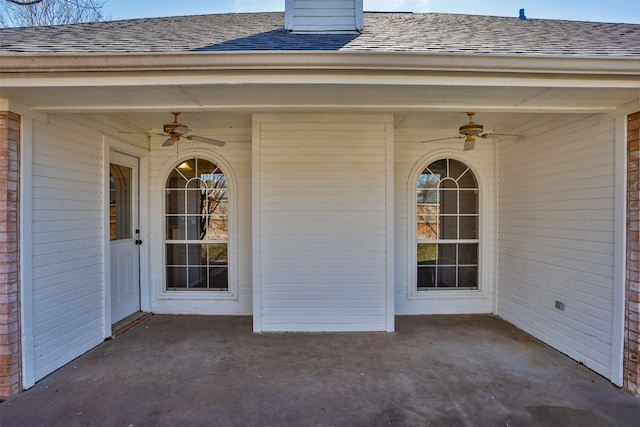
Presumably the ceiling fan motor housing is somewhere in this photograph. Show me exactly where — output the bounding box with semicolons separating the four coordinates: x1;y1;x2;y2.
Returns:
459;122;484;136
164;123;189;135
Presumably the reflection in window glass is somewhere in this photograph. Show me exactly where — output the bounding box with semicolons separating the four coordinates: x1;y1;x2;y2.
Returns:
417;159;479;290
165;158;229;291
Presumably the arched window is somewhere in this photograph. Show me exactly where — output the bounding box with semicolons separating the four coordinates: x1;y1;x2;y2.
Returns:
165;158;229;291
416;159;479;290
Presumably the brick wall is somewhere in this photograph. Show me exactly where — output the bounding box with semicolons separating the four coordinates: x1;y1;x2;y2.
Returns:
0;111;20;399
626;111;640;395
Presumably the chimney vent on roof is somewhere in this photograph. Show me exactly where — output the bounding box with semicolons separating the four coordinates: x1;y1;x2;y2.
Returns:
519;8;527;20
285;0;363;33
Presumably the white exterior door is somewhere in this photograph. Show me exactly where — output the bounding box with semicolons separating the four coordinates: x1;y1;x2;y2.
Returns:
109;152;140;324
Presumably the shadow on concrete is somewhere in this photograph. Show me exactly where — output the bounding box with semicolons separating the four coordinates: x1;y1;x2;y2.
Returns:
1;315;639;426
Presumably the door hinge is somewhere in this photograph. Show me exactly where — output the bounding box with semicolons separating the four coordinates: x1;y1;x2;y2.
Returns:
135;239;143;245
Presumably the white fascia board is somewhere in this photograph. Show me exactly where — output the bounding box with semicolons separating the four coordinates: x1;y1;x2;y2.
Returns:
1;68;639;90
0;51;639;77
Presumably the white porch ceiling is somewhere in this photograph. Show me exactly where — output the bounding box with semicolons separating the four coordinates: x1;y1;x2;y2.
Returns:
2;80;639;132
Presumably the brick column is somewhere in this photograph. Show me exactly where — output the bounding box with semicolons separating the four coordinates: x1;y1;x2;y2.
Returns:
0;111;20;399
626;111;640;395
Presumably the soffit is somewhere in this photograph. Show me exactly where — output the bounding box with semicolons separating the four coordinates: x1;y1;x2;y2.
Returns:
1;82;638;115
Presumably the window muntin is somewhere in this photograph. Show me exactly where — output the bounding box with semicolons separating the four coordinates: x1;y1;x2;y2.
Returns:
417;159;479;290
165;158;228;291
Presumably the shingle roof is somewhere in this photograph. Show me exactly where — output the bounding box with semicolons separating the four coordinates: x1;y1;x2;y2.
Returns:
1;12;639;57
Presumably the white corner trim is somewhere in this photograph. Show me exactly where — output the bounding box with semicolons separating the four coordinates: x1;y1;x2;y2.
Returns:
610;115;628;387
355;0;364;31
19;114;35;389
251;119;262;332
102;139;111;338
493;136;500;315
385;121;395;332
138;155;151;313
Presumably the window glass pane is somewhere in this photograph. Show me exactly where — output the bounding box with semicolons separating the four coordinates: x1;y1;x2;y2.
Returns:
166;267;187;289
197;159;217;175
459;190;478;214
417;215;438;240
427;159;447;178
457;170;477;189
208;267;229;290
417;243;438;264
166;174;187;189
458;267;478;288
417;266;436;288
418;188;437;203
440;189;457;214
166;189;186;214
188;267;207;288
184;188;202;214
437;244;456;266
166;216;185;240
438;267;457;287
458;243;478;265
166;160;196;187
186;216;202;241
206;215;228;240
210;190;228;212
418;173;440;189
459;216;478;239
448;159;468;182
441;179;457;189
187;178;201;189
440;216;458;239
187;243;208;266
203;243;228;266
109;164;132;241
202;174;227;191
166;243;187;265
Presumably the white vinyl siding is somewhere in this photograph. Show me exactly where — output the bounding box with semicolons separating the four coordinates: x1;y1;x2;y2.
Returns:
285;0;363;32
254;115;392;331
149;128;252;315
497;113;617;379
394;129;496;314
30;115;104;381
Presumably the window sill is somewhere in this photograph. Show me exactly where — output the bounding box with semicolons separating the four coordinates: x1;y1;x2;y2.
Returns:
408;288;487;300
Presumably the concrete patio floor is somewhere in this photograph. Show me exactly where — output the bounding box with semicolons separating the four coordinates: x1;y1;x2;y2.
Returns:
1;315;639;426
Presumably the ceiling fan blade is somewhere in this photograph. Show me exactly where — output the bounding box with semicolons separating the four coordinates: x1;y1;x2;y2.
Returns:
162;138;176;147
185;135;226;147
480;133;525;139
421;136;464;143
463;138;476;151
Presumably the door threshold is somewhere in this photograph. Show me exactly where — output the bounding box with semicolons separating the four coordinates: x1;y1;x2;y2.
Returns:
111;311;152;339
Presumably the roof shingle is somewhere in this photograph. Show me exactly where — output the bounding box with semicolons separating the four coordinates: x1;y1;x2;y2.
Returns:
0;12;639;57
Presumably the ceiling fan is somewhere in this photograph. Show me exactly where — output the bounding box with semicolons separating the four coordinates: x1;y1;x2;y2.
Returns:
120;112;225;147
421;112;524;151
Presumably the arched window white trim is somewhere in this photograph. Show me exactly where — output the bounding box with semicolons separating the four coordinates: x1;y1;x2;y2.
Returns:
407;149;489;300
158;150;237;300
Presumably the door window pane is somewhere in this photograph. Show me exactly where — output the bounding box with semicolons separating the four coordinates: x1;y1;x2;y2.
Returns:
110;164;132;241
